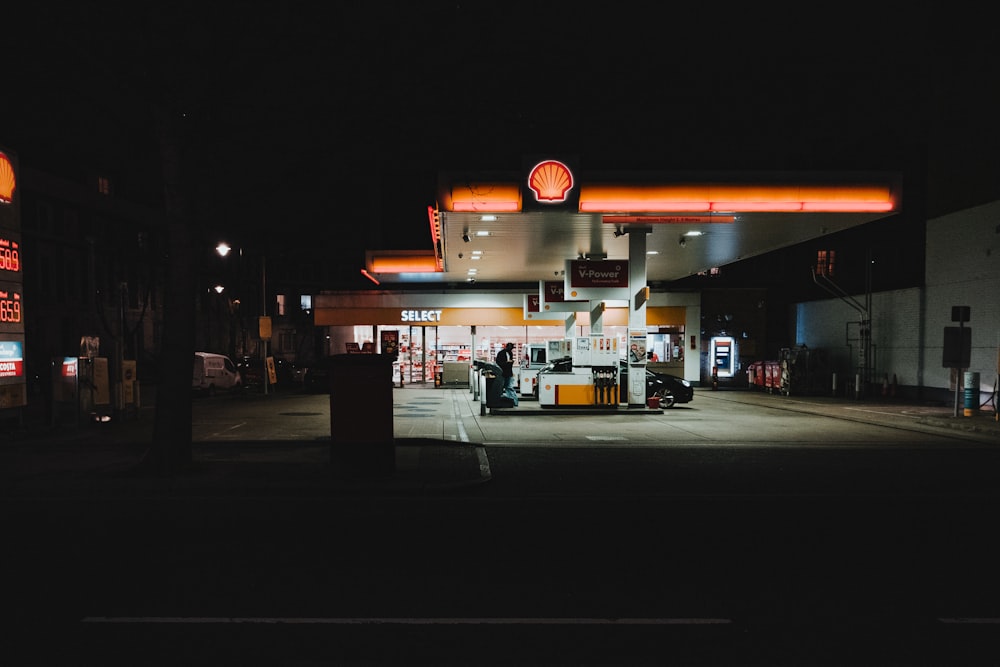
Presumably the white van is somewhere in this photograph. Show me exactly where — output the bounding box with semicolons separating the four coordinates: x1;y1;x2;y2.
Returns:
192;352;242;395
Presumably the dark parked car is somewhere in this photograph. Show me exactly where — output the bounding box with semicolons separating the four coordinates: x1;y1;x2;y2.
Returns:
541;357;693;408
302;356;336;393
237;357;301;391
624;360;693;408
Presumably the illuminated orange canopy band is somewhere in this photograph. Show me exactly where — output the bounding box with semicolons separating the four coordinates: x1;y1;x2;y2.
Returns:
579;184;895;213
367;251;440;274
447;183;521;212
445;181;896;213
0;153;15;204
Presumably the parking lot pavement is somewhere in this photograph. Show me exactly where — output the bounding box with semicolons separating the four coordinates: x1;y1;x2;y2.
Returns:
2;384;996;496
696;387;1000;441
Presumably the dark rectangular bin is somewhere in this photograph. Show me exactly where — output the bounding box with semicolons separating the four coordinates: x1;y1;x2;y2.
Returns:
329;353;395;474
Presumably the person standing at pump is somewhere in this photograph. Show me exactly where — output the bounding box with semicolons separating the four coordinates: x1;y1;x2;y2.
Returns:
496;342;515;392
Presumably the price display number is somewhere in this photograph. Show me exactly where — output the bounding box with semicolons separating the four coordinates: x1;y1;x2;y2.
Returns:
0;238;19;273
0;290;21;323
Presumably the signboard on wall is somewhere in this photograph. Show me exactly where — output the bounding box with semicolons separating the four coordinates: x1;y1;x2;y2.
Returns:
942;326;971;368
0;339;24;381
628;331;647;364
381;329;399;358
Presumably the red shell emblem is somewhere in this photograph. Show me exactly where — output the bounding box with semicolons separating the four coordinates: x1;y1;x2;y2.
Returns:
0;153;15;204
528;160;573;203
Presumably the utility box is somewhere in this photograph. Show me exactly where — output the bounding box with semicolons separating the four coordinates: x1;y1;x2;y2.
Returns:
442;361;469;387
329;353;394;475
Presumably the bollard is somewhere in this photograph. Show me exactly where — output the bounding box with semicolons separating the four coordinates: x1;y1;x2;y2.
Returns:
964;371;980;417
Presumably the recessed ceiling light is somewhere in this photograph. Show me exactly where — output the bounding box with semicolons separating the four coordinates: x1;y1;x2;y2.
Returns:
480;215;497;222
476;230;490;237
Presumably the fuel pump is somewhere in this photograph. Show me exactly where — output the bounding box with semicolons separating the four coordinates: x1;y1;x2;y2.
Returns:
592;366;617;406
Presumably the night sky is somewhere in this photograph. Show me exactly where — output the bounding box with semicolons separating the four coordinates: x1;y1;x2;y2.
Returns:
4;2;998;255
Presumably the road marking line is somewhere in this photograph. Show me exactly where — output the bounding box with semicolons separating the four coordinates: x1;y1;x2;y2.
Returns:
208;422;247;438
82;616;731;625
451;393;470;443
844;407;913;417
475;447;491;479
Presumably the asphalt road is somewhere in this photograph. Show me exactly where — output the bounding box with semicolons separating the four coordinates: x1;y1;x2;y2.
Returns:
5;388;1000;665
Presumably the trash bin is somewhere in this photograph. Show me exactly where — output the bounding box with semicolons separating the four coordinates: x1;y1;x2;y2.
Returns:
329;353;394;474
435;371;442;387
482;361;515;410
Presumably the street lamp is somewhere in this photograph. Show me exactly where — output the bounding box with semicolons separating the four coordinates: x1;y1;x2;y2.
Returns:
216;241;270;396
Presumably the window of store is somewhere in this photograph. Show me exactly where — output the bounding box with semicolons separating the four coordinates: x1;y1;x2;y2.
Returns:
646;326;685;371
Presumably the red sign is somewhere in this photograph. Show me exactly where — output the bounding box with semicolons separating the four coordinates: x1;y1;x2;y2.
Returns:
602;215;735;224
543;281;566;302
527;160;574;203
569;260;629;288
0;152;14;204
527;295;540;312
0;359;23;377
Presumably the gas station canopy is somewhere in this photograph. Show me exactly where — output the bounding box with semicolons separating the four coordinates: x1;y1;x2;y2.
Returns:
364;163;901;286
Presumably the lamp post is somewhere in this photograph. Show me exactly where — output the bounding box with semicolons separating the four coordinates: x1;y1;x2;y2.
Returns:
217;242;269;395
260;254;269;396
215;242;241;360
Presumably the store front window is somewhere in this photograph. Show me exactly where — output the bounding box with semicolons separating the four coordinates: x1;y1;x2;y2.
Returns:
339;322;684;384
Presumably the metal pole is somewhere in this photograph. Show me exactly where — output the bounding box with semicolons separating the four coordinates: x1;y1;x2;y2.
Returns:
262;254;268;396
954;320;964;418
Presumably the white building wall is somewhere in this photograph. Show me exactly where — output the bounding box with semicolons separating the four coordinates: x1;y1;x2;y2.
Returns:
794;288;922;386
923;200;1000;393
794;200;1000;397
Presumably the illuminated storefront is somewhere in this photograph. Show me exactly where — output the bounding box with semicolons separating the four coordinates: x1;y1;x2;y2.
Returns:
313;290;698;385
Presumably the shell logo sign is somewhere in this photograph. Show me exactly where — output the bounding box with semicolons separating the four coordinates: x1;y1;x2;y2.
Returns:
527;160;573;203
0;152;14;204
